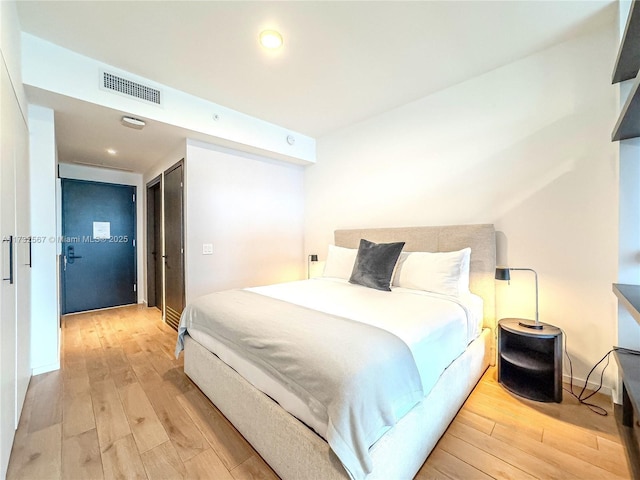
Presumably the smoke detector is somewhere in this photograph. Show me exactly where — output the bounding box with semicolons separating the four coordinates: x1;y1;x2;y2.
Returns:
121;116;146;130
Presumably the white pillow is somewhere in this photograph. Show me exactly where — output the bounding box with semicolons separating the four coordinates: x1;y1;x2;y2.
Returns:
322;245;358;280
458;248;471;295
395;248;471;297
392;251;410;287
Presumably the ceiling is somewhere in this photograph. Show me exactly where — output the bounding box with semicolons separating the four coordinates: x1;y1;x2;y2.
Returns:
16;1;615;173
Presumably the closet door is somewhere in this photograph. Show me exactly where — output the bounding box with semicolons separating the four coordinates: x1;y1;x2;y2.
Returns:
13;96;30;420
0;60;18;476
163;160;184;330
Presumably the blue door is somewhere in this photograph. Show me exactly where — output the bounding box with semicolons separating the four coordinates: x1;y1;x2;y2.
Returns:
61;179;137;314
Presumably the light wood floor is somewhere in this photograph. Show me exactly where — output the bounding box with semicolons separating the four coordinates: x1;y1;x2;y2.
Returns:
6;305;632;479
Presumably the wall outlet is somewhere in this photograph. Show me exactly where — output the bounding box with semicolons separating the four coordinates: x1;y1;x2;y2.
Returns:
202;243;213;255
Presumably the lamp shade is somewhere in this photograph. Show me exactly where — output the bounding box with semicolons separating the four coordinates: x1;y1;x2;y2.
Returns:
495;267;511;281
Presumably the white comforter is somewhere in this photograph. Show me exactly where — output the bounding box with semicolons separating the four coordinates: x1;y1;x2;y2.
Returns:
177;278;482;479
249;278;483;395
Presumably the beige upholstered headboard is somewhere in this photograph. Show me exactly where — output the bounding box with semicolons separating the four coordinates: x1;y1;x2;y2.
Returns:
334;224;496;330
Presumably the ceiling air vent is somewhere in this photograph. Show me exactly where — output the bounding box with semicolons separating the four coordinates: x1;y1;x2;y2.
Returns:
101;71;162;105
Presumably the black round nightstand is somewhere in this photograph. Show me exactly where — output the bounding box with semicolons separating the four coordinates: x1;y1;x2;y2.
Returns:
498;318;563;403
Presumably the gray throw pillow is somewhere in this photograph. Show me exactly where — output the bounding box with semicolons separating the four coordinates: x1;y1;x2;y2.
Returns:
349;239;405;291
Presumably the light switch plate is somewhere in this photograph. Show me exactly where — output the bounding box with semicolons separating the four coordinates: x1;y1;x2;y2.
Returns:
202;243;213;255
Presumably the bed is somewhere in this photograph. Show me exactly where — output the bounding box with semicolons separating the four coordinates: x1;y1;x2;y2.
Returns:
177;224;496;480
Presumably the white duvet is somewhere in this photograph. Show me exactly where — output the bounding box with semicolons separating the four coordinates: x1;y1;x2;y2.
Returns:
187;277;482;441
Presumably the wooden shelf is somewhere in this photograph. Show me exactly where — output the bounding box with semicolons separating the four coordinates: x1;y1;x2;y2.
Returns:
613;348;640;478
501;376;558;403
615;349;640;418
613;1;640;84
501;349;555;373
612;73;640;141
612;1;640;141
613;283;640;327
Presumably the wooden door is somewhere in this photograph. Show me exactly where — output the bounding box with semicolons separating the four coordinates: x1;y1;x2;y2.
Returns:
146;177;163;311
163;161;184;330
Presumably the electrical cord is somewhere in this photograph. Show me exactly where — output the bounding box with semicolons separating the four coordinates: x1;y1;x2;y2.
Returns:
561;328;640;416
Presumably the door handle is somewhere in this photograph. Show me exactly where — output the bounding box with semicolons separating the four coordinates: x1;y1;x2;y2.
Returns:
3;235;13;284
67;245;83;264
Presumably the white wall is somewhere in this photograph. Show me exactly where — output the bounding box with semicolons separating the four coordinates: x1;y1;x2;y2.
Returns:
305;16;619;389
185;140;305;301
143;142;186;185
617;143;640;354
0;0;27;117
29;105;59;375
58;163;145;302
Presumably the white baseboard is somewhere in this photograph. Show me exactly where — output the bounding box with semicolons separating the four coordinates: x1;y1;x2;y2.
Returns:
32;362;60;376
562;373;613;398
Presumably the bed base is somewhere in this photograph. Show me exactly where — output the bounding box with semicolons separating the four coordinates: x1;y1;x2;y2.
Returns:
184;328;492;480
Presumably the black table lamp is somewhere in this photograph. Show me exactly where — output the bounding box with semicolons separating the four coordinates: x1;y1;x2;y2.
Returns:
495;266;542;330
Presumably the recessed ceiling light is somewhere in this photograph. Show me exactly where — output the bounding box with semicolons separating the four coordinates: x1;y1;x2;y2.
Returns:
259;30;283;49
106;148;117;155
